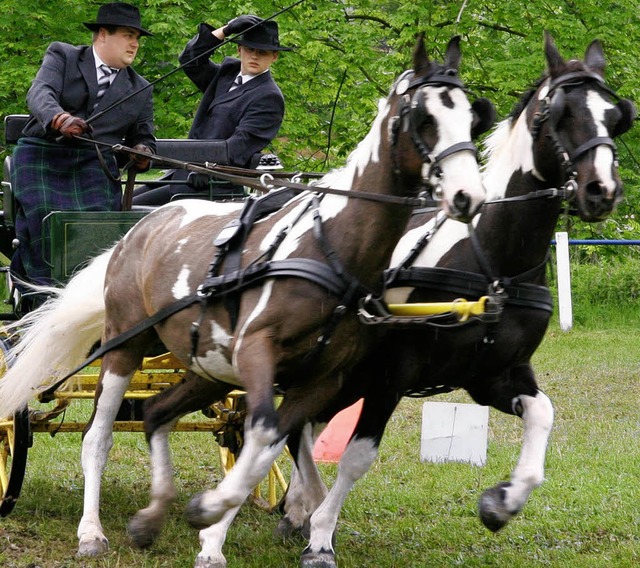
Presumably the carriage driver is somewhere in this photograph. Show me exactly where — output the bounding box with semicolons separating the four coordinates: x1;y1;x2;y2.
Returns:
10;2;156;300
132;15;292;206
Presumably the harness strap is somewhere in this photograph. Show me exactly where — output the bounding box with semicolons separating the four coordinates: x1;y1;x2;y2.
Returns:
41;254;359;400
39;294;202;400
570;136;616;161
387;266;553;312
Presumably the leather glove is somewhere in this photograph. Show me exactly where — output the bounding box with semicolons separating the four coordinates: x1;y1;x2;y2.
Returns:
187;172;212;189
223;15;263;37
52;112;90;138
129;144;153;171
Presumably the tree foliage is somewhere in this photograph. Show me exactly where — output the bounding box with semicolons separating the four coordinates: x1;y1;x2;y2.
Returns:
1;0;639;252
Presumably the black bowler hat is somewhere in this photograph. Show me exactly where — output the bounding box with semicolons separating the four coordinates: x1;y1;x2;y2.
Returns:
84;2;153;36
234;21;292;52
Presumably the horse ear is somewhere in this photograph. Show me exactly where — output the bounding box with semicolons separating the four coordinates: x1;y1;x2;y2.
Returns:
471;97;496;138
544;31;565;78
413;33;430;76
612;99;637;137
584;39;606;76
444;35;462;72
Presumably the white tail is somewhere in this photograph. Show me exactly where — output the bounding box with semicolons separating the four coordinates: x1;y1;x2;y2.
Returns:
0;247;115;418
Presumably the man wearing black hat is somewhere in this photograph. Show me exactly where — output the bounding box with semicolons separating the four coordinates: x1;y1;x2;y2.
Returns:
133;15;291;205
10;2;156;294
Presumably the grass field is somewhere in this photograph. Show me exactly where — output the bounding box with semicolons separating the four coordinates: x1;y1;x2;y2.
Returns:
1;310;639;567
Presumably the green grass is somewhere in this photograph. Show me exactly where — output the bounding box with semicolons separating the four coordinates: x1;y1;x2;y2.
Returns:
1;307;640;567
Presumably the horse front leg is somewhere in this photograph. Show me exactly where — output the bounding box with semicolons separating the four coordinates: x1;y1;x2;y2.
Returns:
185;333;286;566
301;394;398;568
478;373;554;531
128;373;233;550
77;350;140;557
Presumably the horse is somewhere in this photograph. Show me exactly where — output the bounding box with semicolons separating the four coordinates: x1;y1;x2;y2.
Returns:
273;32;636;567
0;35;494;568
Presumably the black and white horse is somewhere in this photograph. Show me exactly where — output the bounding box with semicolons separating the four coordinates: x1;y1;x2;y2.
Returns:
275;33;636;567
0;36;494;567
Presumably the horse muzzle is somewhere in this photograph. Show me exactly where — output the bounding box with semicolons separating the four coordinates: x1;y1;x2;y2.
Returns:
576;179;623;221
445;188;485;223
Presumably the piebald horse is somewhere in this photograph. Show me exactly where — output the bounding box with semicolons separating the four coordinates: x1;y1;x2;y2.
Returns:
276;33;636;567
0;36;494;567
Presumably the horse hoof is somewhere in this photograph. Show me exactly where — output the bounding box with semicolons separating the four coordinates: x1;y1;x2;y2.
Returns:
194;554;227;568
300;549;337;568
273;516;304;541
77;536;109;557
185;492;212;529
127;512;162;549
478;482;517;532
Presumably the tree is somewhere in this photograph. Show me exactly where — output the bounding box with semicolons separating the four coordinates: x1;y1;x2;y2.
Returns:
2;0;639;249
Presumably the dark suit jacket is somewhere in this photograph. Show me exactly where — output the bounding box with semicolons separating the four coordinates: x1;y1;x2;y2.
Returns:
22;41;155;153
179;23;285;167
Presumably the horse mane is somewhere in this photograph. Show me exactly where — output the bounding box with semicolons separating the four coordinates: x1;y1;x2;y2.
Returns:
482;57;592;165
315;97;391;191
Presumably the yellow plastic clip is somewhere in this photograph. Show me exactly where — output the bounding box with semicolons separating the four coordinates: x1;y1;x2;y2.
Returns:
387;296;488;322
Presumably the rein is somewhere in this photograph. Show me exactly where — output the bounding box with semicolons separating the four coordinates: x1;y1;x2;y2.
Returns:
72;136;438;209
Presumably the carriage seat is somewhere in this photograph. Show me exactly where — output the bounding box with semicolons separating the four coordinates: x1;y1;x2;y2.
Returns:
1;115;279;226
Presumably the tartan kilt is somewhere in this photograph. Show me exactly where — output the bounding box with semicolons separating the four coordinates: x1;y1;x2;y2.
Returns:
9;137;122;285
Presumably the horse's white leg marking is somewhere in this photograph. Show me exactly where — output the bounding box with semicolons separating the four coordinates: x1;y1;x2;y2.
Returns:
306;437;378;555
77;369;133;556
504;392;554;512
128;421;179;548
195;506;240;568
189;421;286;527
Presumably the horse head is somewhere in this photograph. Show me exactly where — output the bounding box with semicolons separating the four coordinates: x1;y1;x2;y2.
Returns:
528;32;636;221
386;35;494;222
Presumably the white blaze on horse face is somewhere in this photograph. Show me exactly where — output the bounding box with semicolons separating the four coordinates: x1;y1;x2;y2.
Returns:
587;90;618;196
425;87;484;197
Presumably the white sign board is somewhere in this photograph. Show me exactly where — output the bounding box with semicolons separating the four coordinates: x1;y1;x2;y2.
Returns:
420;402;488;466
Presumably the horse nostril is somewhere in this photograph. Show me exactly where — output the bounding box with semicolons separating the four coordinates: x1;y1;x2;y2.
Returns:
453;190;471;216
585;180;607;200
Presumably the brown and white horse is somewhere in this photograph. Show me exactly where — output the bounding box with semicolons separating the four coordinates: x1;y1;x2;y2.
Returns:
0;36;493;567
276;33;636;567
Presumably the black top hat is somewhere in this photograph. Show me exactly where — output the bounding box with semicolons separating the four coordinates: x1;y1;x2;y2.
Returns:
84;2;152;36
233;21;292;52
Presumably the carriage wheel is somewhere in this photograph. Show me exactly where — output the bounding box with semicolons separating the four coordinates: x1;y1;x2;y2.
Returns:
0;333;32;517
0;407;31;517
216;393;290;511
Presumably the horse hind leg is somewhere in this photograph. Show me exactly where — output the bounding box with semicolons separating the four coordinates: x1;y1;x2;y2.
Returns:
274;422;328;541
127;372;233;550
478;375;554;531
77;347;144;557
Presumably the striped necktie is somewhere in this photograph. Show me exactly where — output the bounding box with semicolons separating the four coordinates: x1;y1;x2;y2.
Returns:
94;64;116;108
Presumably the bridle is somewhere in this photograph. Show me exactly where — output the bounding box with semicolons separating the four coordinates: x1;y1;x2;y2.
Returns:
528;70;619;203
389;69;478;202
